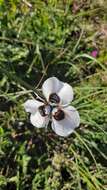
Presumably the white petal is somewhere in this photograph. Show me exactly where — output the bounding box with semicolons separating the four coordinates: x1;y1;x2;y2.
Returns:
52;106;80;137
42;77;73;105
24;99;43;114
58;83;73;105
42;77;63;100
30;111;49;128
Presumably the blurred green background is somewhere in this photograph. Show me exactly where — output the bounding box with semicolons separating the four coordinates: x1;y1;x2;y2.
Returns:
0;0;107;189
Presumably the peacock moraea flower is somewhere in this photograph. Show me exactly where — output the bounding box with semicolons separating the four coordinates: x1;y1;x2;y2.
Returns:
24;77;80;137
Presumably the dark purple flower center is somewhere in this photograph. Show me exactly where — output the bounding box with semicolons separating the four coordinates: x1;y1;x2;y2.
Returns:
49;93;60;104
38;105;52;117
54;109;65;121
38;105;47;117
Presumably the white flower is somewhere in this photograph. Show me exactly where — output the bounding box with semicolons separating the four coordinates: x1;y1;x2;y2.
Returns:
24;77;80;137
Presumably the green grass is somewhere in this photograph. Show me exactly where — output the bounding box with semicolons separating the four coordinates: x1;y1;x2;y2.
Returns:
0;0;107;189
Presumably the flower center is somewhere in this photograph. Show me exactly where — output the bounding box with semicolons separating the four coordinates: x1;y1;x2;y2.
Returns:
38;105;51;117
53;109;65;121
49;93;60;104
